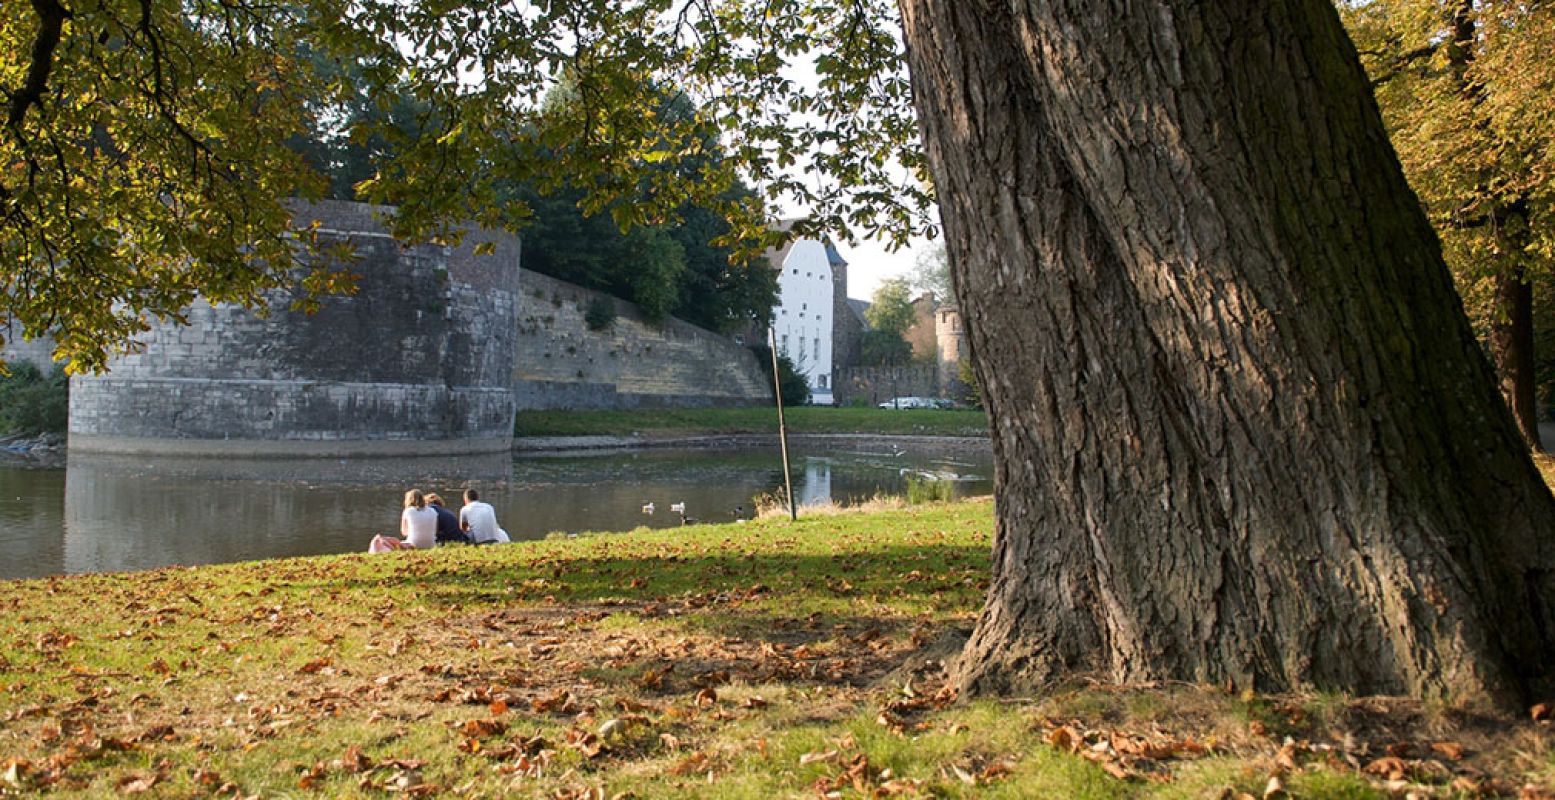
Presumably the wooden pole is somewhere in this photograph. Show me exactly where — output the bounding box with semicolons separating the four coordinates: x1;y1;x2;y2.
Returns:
769;328;798;521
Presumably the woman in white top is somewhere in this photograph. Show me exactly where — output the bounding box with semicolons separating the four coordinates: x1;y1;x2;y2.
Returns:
398;489;439;549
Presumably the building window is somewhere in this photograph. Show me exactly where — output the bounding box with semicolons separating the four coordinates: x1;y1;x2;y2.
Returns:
792;269;798;275
780;334;789;353
799;338;807;360
801;303;806;310
818;375;828;389
814;337;820;356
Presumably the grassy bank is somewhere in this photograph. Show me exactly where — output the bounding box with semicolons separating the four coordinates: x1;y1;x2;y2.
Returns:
2;499;1550;798
514;406;989;438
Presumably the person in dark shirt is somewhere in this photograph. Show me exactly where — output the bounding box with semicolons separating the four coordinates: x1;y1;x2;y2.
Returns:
425;493;469;544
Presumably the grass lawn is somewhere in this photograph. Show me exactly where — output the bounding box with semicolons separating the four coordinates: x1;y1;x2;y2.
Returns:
513;406;990;438
1;498;1550;798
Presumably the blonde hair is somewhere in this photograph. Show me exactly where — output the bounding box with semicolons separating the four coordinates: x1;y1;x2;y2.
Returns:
403;489;426;509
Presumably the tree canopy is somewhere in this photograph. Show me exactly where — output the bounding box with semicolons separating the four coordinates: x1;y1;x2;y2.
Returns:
1;0;926;369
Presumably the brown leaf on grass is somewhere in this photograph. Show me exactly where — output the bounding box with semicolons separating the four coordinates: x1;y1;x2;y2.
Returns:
460;719;507;738
1274;743;1300;773
297;762;328;789
636;668;666;691
799;750;840;766
1532;703;1552;722
135;724;176;744
191;768;223;787
980;758;1018;782
296;658;332;675
337;745;373;773
531;689;578;715
489;699;508;715
3;759;32;789
1363;756;1408;781
565;729;607;759
115;773;159;794
1045;726;1083;754
693;687;717;707
616;696;658;713
1097;760;1130;780
691;670;729;688
741;696;768;709
1431;741;1467;761
670;751;711;775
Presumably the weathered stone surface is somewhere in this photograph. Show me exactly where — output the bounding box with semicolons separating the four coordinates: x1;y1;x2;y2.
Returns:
512;270;770;411
69;200;522;455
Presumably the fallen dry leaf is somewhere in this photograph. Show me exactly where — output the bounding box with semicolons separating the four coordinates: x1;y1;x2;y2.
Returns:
1363;756;1408;781
1045;726;1083;754
1431;741;1466;761
115;773;159;794
799;750;840;766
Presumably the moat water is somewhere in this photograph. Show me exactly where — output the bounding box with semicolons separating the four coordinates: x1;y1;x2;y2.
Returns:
0;442;992;580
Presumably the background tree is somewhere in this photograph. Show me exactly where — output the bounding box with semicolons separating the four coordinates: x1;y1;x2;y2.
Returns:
1343;0;1555;449
857;278;915;366
0;0;346;372
865;279;916;336
909;241;955;306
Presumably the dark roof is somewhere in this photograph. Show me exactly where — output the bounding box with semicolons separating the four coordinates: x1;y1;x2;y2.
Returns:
762;219;800;269
846;298;870;325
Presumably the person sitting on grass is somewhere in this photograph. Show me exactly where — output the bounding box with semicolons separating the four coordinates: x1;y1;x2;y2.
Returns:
369;489;439;552
426;493;469;544
459;488;509;545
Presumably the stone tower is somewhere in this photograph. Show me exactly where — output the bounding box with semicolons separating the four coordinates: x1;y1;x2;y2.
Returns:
935;304;969;397
68;200;523;458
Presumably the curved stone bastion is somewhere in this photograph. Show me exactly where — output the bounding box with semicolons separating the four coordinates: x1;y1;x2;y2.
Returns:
69;200;522;458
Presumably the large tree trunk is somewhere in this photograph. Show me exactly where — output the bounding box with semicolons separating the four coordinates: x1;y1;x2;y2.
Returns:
898;0;1555;707
1491;265;1542;452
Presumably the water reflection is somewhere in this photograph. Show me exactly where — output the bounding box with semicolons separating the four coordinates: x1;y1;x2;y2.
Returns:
0;443;991;580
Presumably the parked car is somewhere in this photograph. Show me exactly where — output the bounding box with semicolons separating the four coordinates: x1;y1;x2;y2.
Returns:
878;396;942;409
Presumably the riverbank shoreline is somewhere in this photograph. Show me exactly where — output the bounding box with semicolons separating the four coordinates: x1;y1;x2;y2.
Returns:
512;431;991;456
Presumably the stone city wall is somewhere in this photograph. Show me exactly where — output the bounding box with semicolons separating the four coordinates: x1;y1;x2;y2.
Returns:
513;269;771;411
834;365;940;407
0;334;57;372
69;200;522;457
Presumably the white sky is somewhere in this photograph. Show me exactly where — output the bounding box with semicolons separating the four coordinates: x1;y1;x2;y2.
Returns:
833;231;931;302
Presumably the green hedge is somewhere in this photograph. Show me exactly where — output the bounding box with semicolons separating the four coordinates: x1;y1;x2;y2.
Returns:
0;363;69;435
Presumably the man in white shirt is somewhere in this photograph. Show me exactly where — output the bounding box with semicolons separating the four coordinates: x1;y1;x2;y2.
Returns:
459;488;508;545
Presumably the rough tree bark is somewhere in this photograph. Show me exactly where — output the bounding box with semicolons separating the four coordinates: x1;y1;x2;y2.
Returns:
897;0;1555;707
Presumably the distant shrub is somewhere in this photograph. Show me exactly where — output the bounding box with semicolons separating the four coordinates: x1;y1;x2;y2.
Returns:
0;363;69;435
584;297;617;331
749;344;810;406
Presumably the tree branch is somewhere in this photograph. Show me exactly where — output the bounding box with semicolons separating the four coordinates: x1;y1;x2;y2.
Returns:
7;0;72;129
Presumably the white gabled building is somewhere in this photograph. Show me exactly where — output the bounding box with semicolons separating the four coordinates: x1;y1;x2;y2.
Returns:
762;227;845;405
